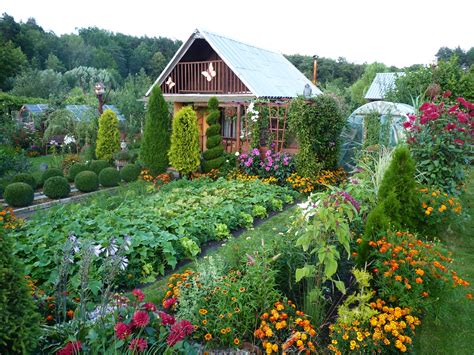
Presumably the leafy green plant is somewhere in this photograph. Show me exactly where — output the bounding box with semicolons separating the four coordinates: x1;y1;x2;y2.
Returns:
202;97;224;173
288;95;345;176
43;176;71;199
363;111;382;148
140;85;171;174
120;163;140;182
99;167;121;187
168;106;201;176
12;172;36;190
252;205;267;218
4;182;34;207
214;223;230;240
74;171;99;192
95;109;120;161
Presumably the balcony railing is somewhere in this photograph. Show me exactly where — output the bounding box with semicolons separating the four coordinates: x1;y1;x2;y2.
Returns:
161;60;250;95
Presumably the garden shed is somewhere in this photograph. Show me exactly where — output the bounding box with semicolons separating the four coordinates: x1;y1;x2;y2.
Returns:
339;100;414;169
145;28;321;153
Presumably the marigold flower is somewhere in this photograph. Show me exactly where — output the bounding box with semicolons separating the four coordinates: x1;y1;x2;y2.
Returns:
415;277;423;284
466;293;473;300
199;308;208;315
204;333;212;341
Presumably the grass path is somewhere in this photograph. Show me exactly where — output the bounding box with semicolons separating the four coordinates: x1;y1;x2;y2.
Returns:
415;171;474;354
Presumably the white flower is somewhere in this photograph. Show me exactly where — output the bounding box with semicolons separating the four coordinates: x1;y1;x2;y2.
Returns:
92;245;103;257
226;160;229;163
49;139;58;146
119;257;129;270
64;135;76;145
235;152;240;157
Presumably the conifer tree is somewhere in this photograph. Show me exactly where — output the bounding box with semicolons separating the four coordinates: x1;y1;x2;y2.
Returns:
202;97;225;172
95;109;120;161
140;86;171;174
168;106;200;176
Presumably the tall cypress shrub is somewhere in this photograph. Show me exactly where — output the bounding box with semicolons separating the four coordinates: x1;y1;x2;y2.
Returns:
357;145;419;264
95;109;120;161
140;86;171;174
202;97;225;172
0;223;41;353
168;106;201;176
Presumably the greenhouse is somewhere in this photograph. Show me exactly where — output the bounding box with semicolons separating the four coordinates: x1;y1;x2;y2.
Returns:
339;100;415;169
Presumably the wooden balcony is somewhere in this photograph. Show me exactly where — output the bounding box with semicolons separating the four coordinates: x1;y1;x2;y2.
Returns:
161;60;250;95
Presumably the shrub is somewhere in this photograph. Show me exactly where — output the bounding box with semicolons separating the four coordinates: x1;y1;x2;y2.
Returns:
288;95;345;176
74;171;99;193
4;182;34;207
88;160;110;175
168;106;200;176
0;145;30;178
43;176;70;199
99;167;121;187
404;96;473;195
120;164;141;182
202;97;224;173
113;150;131;162
237;149;295;183
12;173;36;190
95;109;120;161
41;168;63;184
0;214;41;353
60;154;81;176
140;85;171;174
68;163;88;181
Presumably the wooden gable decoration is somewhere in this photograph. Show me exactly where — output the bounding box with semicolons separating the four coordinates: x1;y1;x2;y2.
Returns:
160;38;250;95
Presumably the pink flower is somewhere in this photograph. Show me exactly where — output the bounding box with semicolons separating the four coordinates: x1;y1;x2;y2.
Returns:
265;166;270;171
163;297;177;309
445;122;456;131
251;148;260;156
129;338;147;352
57;341;81;355
457;112;469;124
143;302;157;312
158;311;176;325
448;104;459;114
403;121;412;129
166;320;194;347
132;311;150;328
443;90;452;98
132;289;145;302
114;322;131;340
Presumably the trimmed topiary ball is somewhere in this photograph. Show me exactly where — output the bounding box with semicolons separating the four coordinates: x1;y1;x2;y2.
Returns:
74;171;99;193
120;164;141;182
41;168;63;185
68;163;88;182
43;176;71;199
12;173;37;190
88;160;110;175
99;167;121;187
4;182;34;207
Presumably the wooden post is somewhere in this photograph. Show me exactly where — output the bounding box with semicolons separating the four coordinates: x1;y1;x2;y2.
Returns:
313;56;318;85
236;104;241;152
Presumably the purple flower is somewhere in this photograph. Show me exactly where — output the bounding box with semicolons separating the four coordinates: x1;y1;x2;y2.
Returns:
265;150;272;157
337;191;360;213
252;148;260;156
274;165;279;170
265;166;270;171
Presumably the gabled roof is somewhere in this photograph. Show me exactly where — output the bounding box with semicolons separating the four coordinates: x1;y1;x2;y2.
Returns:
364;72;405;100
146;28;321;99
22;104;49;114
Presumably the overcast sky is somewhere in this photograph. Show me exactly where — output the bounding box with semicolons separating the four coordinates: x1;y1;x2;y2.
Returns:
2;0;473;68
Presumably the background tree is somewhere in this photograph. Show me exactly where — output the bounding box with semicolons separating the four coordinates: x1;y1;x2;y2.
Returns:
0;40;27;90
201;97;224;172
140;85;170;174
95;109;120;161
168;106;200;176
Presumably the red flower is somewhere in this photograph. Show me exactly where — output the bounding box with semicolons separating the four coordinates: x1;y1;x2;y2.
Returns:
163;297;177;309
114;322;131;340
143;302;157;312
132;311;150;328
448;104;459;114
454;139;465;145
443;90;452;98
57;341;81;355
159;311;176;325
166;320;194;347
129;338;148;352
457;112;469;124
445;122;456;131
132;289;145;302
403;121;412;129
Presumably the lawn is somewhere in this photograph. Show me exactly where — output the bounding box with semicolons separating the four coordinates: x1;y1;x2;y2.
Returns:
415;170;474;354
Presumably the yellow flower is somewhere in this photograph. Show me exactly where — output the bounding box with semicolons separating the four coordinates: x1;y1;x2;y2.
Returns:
205;333;212;341
199;309;208;315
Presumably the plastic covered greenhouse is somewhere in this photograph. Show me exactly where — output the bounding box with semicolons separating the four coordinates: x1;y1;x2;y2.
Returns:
339;101;415;169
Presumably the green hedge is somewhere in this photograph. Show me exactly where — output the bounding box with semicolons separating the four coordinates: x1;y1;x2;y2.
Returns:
43;176;71;199
99;167;121;187
4;183;34;207
88;160;110;175
202;145;225;161
202;156;226;172
74;171;99;193
41;168;63;185
120;164;140;182
68;163;88;182
12;173;36;190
